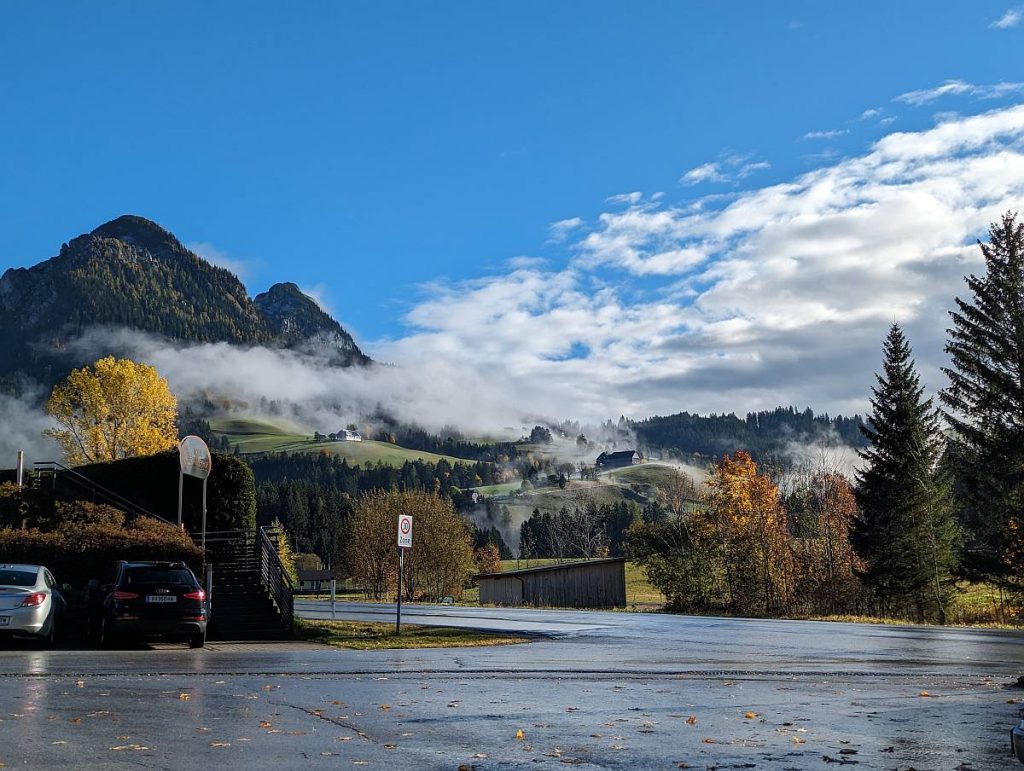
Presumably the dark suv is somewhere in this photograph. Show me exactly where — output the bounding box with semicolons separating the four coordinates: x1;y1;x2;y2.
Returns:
93;561;207;648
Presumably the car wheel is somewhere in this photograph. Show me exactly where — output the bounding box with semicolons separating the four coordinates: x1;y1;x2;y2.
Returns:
35;621;55;649
188;631;206;649
99;618;118;649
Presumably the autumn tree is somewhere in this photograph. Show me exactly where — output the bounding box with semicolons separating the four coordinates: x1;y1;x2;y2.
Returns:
344;490;474;602
704;451;795;616
473;543;502;574
855;325;960;623
44;356;177;465
941;212;1024;588
789;468;864;616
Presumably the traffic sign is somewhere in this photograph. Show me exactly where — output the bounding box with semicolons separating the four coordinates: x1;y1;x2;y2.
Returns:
397;514;413;548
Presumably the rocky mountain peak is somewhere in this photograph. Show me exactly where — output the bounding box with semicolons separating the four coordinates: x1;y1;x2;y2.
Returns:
89;214;185;257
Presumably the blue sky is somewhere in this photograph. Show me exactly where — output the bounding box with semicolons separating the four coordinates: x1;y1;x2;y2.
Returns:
3;2;1024;424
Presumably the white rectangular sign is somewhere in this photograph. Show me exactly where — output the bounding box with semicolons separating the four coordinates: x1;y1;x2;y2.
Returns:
397;514;413;548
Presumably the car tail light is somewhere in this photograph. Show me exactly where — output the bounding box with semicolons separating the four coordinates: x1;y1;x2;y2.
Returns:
112;591;139;601
183;590;206;601
20;592;46;607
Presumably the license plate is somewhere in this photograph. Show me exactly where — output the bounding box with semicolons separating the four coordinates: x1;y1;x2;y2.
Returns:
146;595;177;603
0;616;9;626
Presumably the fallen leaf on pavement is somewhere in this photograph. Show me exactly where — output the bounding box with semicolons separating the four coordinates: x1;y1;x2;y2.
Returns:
179;693;190;701
685;716;697;725
744;712;758;720
515;729;524;740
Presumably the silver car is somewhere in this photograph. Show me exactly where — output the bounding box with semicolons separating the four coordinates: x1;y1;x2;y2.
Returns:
0;564;66;647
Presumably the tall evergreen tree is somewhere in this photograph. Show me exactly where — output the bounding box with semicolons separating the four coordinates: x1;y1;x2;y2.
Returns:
855;325;959;622
940;212;1024;587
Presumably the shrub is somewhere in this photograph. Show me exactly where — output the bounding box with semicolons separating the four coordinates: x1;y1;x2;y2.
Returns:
0;517;202;588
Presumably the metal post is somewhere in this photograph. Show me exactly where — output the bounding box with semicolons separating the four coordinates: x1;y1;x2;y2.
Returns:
396;547;404;635
205;564;213;619
15;451;24;490
330;579;336;620
201;478;208;552
177;470;184;529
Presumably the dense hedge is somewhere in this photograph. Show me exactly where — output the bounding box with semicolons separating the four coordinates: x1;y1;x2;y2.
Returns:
0;516;202;588
70;451;256;533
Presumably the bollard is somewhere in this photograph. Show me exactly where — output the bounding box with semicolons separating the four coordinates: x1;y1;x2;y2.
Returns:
330;579;336;620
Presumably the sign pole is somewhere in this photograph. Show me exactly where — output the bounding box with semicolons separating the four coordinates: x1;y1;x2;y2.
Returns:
15;451;24;490
395;514;412;636
177;470;184;528
201;477;208;552
396;546;404;635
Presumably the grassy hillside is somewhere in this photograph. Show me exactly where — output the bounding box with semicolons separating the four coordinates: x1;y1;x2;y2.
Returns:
210;417;467;466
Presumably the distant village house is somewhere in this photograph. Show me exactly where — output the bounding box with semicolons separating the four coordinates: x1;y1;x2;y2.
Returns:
595;450;642;468
313;428;362;442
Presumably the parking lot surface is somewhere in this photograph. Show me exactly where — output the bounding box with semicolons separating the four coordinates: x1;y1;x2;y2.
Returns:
0;607;1020;768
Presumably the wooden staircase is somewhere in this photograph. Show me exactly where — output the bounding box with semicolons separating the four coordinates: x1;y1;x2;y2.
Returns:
203;529;295;641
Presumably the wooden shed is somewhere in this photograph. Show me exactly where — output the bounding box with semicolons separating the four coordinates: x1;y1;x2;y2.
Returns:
476;558;626;608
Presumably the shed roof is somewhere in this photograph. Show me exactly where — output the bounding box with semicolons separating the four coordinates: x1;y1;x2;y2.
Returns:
474;557;626;581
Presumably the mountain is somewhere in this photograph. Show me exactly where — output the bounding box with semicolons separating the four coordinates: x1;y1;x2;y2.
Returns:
254;282;367;366
0;215;368;387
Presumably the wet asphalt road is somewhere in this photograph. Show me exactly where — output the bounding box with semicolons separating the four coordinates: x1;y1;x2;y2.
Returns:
0;606;1021;769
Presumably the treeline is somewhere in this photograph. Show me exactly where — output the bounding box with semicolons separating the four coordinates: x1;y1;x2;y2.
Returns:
631;406;866;461
519;502;637;560
248;452;500;569
367;416;523;463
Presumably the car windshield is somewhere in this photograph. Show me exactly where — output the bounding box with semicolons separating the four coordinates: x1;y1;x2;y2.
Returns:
0;569;37;587
124;567;195;586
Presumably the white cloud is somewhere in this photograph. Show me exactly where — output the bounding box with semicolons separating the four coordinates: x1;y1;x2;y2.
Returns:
991;8;1021;28
605;191;643;205
680;154;770;186
859;108;882;120
737;161;771;178
548;217;584;242
802;129;849;140
186;241;250;280
894;79;1024;106
377;104;1024;420
680;162;727;186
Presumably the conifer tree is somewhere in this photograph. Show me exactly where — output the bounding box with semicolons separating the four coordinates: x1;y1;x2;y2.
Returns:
941;212;1024;587
855;325;959;622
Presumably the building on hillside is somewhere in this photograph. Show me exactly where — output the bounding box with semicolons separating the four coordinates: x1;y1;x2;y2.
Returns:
595;450;642;468
337;429;362;441
296;569;334;594
475;558;626;608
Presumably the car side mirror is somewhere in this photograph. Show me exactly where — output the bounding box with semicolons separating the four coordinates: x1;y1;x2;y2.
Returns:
61;583;72;592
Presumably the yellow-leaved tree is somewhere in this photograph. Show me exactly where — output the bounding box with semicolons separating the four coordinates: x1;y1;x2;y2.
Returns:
44;356;178;465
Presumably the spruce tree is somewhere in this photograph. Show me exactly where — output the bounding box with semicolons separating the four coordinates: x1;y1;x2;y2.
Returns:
941;212;1024;587
855;324;960;622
